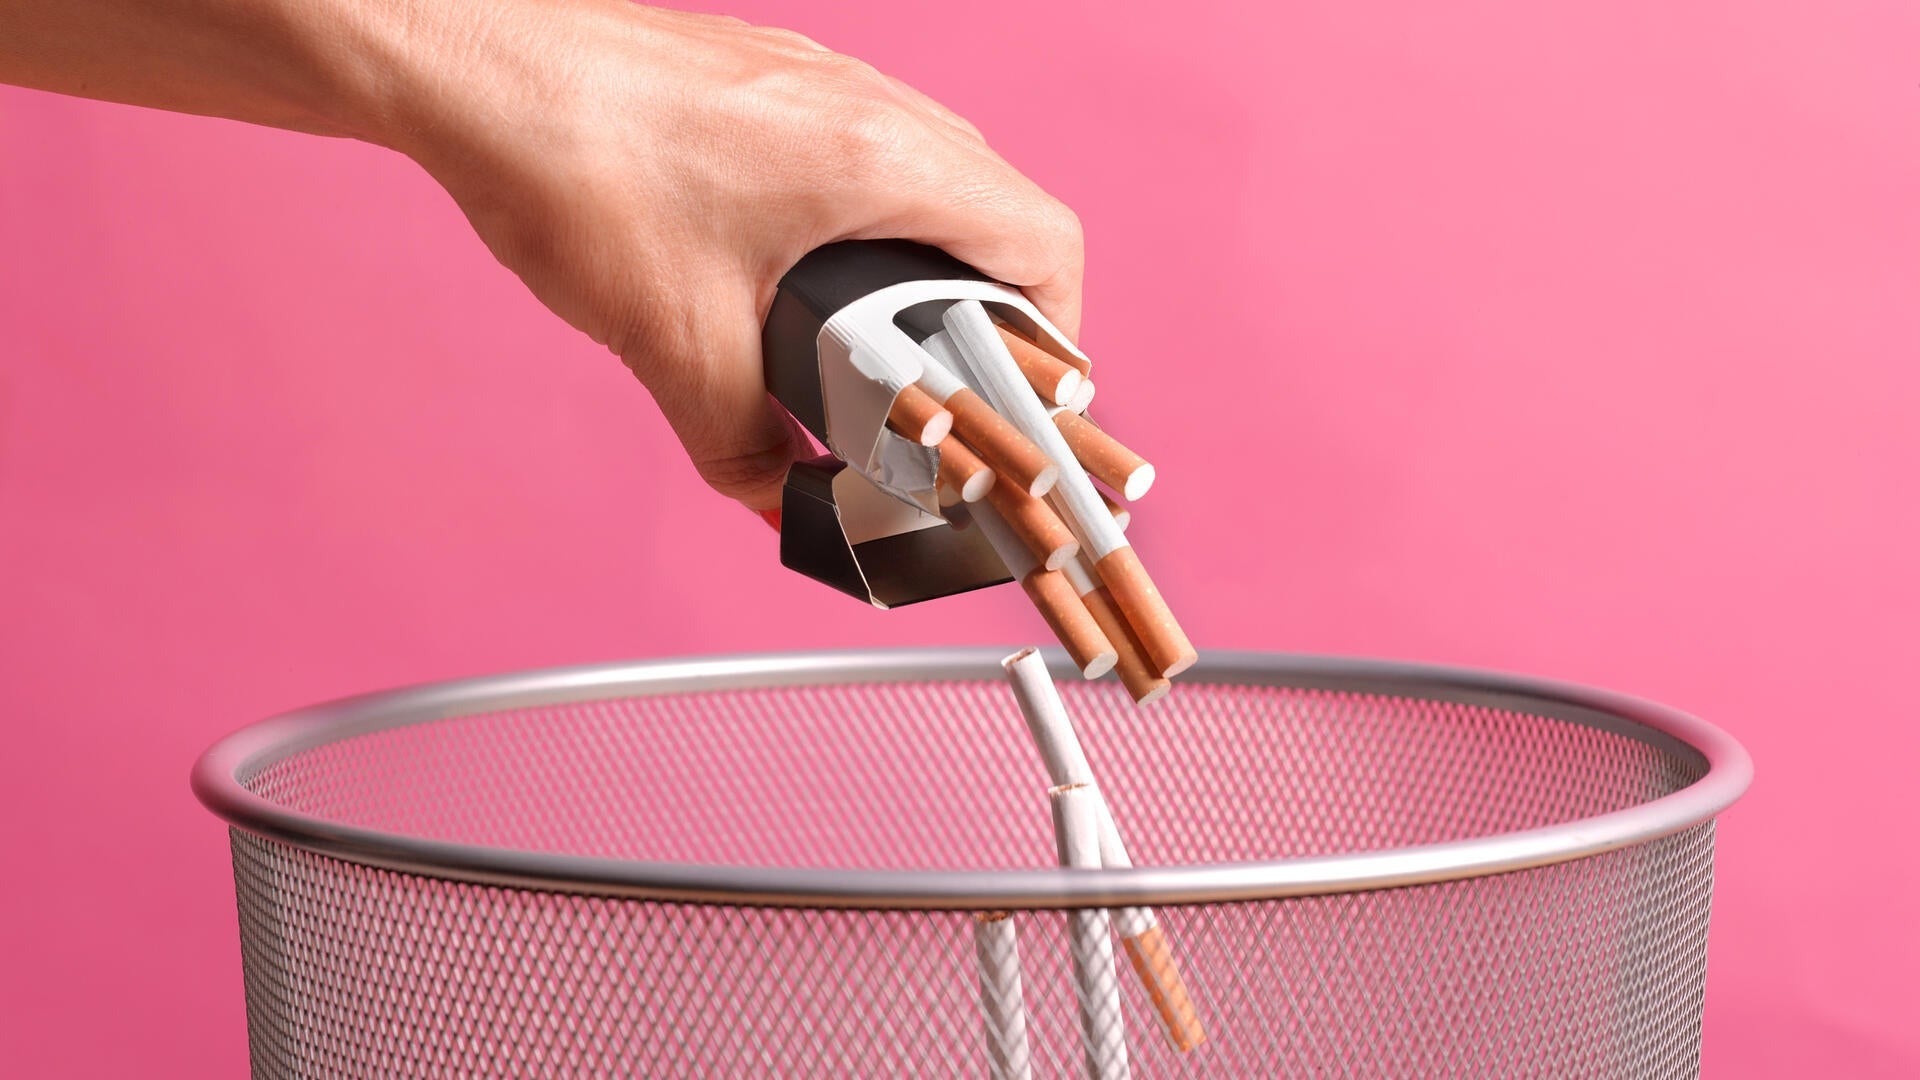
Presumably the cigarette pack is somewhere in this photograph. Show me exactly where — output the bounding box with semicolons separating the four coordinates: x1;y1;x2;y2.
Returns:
762;240;1087;607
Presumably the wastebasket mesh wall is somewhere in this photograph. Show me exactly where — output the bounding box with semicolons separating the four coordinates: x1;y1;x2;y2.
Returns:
228;678;1721;1078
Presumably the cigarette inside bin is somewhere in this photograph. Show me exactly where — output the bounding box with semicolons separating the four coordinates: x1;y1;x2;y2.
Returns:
1050;783;1130;1080
1122;924;1206;1052
972;911;1035;1080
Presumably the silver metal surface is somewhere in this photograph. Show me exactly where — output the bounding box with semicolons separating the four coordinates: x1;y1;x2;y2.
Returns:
195;648;1750;909
198;648;1750;1078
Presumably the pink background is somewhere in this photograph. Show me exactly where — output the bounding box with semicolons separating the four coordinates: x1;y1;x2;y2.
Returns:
2;1;1915;1075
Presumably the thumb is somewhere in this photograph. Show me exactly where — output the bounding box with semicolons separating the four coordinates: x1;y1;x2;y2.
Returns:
631;307;805;514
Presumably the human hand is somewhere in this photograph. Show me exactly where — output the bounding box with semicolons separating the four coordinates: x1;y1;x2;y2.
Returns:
383;3;1086;514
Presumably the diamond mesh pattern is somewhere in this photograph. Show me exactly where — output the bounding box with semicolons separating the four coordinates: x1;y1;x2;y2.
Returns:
228;676;1721;1078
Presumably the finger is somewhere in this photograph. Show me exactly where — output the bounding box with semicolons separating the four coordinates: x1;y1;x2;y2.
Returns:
850;155;1086;340
631;298;806;512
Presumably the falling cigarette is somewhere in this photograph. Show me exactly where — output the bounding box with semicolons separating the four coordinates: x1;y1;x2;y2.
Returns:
887;383;953;447
1053;412;1155;501
994;323;1084;408
1061;559;1169;706
947;301;1197;677
972;912;1034;1080
1005;650;1201;1048
983;476;1079;572
919;335;1058;497
937;436;996;503
1100;489;1131;533
975;505;1116;679
1050;784;1131;1080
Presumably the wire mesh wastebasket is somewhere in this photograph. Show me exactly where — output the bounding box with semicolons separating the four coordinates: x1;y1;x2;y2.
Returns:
193;649;1751;1078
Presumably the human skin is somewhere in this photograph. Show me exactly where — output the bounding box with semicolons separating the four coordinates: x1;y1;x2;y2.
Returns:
0;0;1086;514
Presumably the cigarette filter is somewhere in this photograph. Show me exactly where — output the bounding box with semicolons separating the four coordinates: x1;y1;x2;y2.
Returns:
1050;784;1131;1080
887;384;953;447
920;333;1058;497
946;301;1196;677
995;323;1085;407
972;913;1034;1080
1061;559;1169;706
974;508;1116;679
1099;489;1132;533
984;478;1079;572
1068;376;1096;414
1094;547;1197;678
936;435;995;503
1053;412;1155;501
1121;925;1206;1053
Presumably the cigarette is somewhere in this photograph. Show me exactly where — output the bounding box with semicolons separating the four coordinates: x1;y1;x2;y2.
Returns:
994;323;1084;408
1100;489;1131;533
1053;412;1155;501
983;476;1079;572
1121;925;1205;1054
919;337;1058;497
1068;377;1097;414
1094;546;1197;678
946;301;1196;677
1061;559;1168;706
1006;650;1201;1048
972;912;1034;1080
886;383;953;447
1050;783;1131;1080
975;505;1116;678
937;436;996;503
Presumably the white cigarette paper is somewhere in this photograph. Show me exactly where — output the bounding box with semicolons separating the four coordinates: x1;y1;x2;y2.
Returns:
1004;649;1154;935
945;302;1124;560
949;301;1196;678
1050;784;1131;1080
972;913;1034;1080
1007;651;1199;1049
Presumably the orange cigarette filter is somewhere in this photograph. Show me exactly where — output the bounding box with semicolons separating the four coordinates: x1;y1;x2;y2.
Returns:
1123;926;1206;1051
887;384;953;447
985;481;1079;572
1078;581;1169;705
1054;411;1155;501
993;324;1083;407
935;436;995;504
1094;546;1198;678
1021;570;1118;679
942;388;1058;497
1100;489;1131;533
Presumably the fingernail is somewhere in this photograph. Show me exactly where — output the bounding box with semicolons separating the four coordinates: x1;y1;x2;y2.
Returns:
756;508;782;533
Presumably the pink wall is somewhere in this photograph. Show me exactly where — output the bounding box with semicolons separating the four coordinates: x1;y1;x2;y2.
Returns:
2;1;1914;1075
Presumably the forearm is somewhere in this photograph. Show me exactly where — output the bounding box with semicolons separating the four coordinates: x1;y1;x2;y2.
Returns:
0;0;449;142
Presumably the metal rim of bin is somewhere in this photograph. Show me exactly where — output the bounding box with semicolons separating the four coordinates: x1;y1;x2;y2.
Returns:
191;647;1752;910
